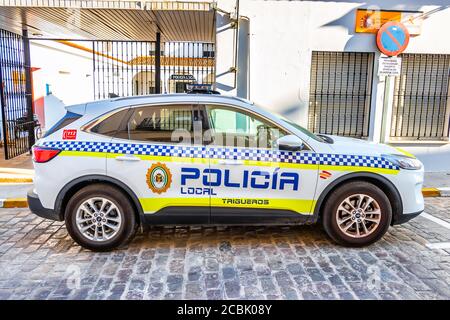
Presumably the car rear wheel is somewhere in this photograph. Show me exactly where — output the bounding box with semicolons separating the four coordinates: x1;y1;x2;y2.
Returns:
322;181;392;247
65;184;137;251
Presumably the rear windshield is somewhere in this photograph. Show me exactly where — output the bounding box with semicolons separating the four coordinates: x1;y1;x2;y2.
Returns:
43;111;82;138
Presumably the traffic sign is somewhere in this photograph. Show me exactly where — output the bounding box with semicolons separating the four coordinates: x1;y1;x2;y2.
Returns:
378;55;402;77
376;22;410;56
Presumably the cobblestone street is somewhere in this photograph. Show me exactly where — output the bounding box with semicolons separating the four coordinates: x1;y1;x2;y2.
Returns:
0;198;449;300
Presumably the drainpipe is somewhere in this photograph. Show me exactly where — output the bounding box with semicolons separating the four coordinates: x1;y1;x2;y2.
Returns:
236;15;250;99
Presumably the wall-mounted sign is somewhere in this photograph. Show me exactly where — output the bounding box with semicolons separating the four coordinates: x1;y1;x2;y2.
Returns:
378;55;402;77
170;74;196;81
376;22;410;56
355;9;423;35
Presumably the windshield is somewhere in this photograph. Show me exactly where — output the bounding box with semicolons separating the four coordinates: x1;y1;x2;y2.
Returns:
281;119;325;142
250;102;325;143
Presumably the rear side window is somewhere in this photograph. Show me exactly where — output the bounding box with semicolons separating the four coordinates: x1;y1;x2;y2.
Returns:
90;109;130;137
43;111;82;138
116;105;194;144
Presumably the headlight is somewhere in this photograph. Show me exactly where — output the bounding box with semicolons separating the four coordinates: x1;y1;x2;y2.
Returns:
382;154;422;170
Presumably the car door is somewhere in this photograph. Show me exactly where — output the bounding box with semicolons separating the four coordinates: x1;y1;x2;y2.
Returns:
204;104;319;224
106;103;210;224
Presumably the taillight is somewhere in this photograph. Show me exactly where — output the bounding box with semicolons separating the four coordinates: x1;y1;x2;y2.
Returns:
32;146;61;163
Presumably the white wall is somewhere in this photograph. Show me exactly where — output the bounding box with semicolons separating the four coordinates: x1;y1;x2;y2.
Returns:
215;0;450;172
31;41;94;105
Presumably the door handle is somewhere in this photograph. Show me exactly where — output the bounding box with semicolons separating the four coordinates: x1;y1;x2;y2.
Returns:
217;159;244;165
115;155;141;162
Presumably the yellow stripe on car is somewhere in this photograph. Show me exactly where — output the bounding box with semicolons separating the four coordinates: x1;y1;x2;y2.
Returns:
394;147;416;158
140;197;316;215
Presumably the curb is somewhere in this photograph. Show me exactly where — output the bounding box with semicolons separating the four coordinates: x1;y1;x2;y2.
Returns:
422;187;450;198
0;177;33;183
0;198;28;208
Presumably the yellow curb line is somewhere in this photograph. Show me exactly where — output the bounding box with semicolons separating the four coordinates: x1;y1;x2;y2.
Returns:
0;178;33;183
422;188;441;197
2;198;28;208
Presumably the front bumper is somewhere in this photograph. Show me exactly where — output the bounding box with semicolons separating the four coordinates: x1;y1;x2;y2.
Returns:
392;210;423;225
27;189;63;221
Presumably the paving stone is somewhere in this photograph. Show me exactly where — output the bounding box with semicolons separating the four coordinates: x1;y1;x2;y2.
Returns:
206;289;223;300
224;280;241;299
222;266;236;280
166;275;183;292
185;282;205;299
0;198;449;300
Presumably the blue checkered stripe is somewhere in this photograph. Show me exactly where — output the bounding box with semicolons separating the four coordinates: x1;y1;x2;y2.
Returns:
43;141;398;170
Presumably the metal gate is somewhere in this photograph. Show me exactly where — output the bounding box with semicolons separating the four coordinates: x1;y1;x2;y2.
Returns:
0;29;35;159
92;40;216;100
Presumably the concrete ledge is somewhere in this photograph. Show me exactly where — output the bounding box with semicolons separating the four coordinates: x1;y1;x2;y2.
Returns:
422;187;450;198
0;177;33;183
0;198;28;208
437;187;450;197
0;168;34;183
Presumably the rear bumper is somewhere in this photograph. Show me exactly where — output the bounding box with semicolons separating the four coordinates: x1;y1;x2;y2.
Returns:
27;189;63;221
392;210;423;225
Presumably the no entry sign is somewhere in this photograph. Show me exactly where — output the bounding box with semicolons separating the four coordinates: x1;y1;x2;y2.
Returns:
376;21;410;56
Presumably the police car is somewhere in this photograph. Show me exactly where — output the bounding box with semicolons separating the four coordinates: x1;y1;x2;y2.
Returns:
28;90;424;251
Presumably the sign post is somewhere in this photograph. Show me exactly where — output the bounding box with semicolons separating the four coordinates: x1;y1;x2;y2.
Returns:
376;22;409;143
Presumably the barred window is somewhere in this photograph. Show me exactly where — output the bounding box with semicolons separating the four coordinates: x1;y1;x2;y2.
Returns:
390;54;450;141
308;51;374;138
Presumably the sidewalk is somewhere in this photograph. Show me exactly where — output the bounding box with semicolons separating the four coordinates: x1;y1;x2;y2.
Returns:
423;172;450;188
0;149;34;207
422;172;450;197
0;148;33;170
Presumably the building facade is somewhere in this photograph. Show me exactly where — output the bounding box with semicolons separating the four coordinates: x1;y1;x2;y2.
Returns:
1;0;449;171
215;0;450;172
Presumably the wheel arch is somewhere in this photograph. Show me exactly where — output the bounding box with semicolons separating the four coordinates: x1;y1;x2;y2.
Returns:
313;172;403;225
55;175;144;226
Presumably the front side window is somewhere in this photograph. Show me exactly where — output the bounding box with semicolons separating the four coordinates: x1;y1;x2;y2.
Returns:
118;104;194;144
206;105;287;148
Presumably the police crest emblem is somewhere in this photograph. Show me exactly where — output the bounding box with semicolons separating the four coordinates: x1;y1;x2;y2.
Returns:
146;162;172;194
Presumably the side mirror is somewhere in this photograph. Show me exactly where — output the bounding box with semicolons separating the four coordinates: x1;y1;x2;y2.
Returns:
276;135;304;151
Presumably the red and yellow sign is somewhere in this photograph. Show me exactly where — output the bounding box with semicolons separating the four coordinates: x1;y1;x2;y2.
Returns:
355;9;423;35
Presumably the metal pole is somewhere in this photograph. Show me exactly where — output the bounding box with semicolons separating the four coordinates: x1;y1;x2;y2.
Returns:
0;69;8;160
155;32;161;94
380;75;393;144
22;29;35;150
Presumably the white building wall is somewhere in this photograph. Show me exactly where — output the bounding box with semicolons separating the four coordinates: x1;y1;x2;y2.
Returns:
215;0;450;172
30;40;94;129
31;40;94;105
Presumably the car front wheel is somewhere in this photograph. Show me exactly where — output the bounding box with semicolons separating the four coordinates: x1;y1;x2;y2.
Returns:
65;184;137;251
322;181;392;247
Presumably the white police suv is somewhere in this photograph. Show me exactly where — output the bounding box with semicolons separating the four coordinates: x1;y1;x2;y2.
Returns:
28;91;424;251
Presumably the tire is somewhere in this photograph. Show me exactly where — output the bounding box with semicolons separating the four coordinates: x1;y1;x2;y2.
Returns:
322;181;392;247
65;183;137;251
